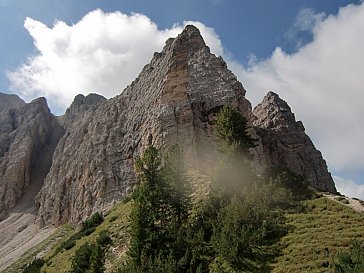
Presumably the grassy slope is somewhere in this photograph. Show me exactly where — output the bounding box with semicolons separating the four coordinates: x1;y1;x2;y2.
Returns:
9;171;364;273
271;196;364;273
41;201;131;273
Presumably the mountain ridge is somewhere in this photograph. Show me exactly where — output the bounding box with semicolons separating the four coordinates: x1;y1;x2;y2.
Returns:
0;25;336;228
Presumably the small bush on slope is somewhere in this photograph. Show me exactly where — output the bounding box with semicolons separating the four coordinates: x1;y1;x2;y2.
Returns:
22;258;44;273
335;240;364;273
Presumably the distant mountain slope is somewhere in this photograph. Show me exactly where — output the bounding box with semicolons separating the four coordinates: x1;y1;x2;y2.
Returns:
0;98;64;220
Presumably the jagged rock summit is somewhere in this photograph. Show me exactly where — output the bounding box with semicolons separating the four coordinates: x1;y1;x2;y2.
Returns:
253;91;336;192
0;92;25;112
0;25;336;227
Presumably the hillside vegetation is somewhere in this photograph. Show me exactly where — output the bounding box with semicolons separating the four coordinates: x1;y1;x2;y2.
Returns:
272;196;364;272
12;106;364;272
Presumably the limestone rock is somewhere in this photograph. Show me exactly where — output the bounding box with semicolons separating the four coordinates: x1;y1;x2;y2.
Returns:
0;92;25;113
252;91;336;192
0;98;64;220
36;25;253;226
35;25;336;227
62;93;106;126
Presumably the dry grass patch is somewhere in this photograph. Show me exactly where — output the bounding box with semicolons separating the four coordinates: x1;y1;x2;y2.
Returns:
272;197;364;273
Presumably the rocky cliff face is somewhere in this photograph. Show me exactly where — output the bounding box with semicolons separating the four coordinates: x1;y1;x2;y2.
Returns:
62;93;106;127
0;98;64;220
253;92;336;192
0;25;334;227
0;92;25;113
36;25;254;226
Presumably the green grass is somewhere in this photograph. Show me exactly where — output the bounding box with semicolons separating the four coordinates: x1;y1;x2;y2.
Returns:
271;197;364;273
8;171;364;273
10;171;210;273
40;201;131;273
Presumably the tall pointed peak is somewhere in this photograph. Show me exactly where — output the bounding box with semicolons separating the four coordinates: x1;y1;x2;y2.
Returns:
180;24;204;39
263;91;291;110
161;24;207;55
253;91;297;129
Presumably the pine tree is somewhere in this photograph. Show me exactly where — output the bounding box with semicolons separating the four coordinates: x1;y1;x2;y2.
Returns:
211;105;257;200
163;145;191;226
127;146;170;271
125;145;195;272
214;105;255;155
89;243;105;273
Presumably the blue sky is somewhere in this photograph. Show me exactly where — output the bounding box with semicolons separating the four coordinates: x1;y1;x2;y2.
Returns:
0;0;359;93
0;0;363;197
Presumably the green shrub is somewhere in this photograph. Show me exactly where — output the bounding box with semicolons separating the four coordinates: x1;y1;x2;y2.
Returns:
82;227;96;236
22;258;44;273
82;212;104;231
97;230;112;246
335;240;364;273
71;242;94;273
109;215;118;222
62;239;76;250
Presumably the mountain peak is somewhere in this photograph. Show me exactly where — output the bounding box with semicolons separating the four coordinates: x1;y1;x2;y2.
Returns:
63;93;106;125
253;91;336;193
0;92;25;113
254;91;295;127
162;24;207;56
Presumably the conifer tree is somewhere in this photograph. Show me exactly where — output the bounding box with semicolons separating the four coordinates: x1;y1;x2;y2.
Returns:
214;105;255;155
212;105;256;200
127;146;167;270
125;145;194;272
163;144;191;226
89;243;105;273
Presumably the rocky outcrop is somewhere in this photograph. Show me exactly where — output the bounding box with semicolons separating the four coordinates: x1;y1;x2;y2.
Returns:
252;92;336;192
36;25;253;227
0;98;64;220
0;92;25;113
34;25;336;227
62;93;106;127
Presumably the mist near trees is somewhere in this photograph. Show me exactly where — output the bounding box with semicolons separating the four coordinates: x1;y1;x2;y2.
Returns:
120;106;297;272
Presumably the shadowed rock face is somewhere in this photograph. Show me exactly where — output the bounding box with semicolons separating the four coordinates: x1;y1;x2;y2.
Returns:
0;98;64;220
17;25;335;227
252;91;336;192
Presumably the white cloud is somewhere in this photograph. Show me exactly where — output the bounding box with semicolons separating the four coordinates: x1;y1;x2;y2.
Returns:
231;3;364;173
334;176;364;200
285;8;326;48
7;9;223;114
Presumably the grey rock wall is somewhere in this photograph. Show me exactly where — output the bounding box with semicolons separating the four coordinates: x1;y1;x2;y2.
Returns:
0;98;64;220
0;25;335;227
0;92;25;113
252;92;336;192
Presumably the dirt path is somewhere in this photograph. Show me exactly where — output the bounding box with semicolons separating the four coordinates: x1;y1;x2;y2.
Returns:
323;193;364;213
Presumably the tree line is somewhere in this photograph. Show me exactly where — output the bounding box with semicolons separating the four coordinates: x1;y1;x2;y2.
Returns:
120;106;295;272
